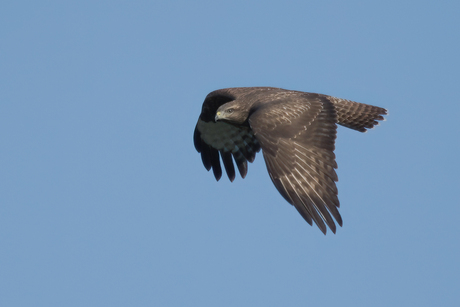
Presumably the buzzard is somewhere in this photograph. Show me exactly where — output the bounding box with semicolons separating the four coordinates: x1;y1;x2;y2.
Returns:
193;87;387;234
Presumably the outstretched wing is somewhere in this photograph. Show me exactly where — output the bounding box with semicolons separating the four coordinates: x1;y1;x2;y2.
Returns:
249;93;342;234
194;93;261;181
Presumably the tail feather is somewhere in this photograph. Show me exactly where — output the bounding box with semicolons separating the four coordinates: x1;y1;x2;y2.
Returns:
328;97;387;132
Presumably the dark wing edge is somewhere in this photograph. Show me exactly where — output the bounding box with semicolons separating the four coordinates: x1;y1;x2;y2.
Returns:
194;121;261;181
194;125;222;180
194;91;261;182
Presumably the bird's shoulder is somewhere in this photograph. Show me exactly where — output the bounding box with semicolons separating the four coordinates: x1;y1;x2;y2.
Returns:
248;91;333;137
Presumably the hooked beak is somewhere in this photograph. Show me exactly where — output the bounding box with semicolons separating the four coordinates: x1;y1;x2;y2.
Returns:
215;111;221;122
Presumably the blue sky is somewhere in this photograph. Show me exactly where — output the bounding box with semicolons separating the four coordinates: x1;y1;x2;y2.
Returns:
1;1;459;306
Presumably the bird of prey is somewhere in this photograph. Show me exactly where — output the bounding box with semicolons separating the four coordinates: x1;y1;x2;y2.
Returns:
193;87;387;234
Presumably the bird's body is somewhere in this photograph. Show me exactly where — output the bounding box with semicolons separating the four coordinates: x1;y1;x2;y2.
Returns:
194;87;387;234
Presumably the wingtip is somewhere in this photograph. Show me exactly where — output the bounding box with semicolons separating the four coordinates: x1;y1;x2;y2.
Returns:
213;170;222;181
320;226;327;235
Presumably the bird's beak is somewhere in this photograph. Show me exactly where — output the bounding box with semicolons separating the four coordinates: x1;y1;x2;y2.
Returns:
215;111;221;122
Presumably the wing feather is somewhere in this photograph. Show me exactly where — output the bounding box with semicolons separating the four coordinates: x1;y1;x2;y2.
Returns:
221;150;236;182
194;92;261;181
250;94;341;234
209;146;222;181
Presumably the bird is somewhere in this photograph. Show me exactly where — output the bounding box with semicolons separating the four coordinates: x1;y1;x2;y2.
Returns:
193;87;387;234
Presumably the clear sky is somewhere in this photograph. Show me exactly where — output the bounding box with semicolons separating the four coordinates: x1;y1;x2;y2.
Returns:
1;1;459;306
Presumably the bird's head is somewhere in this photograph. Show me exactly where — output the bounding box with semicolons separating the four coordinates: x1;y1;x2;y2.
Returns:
215;102;249;124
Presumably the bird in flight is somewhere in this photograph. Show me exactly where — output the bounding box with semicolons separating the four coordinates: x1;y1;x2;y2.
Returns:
193;87;387;234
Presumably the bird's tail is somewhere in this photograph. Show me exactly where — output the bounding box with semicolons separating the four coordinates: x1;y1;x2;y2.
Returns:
328;96;388;132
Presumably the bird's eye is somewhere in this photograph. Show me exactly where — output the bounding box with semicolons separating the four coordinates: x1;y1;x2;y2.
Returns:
227;108;234;114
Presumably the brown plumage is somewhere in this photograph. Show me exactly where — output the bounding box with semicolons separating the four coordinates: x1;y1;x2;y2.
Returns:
193;87;387;234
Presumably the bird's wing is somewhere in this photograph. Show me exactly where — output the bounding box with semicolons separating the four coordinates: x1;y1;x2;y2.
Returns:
194;93;261;181
248;94;341;234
